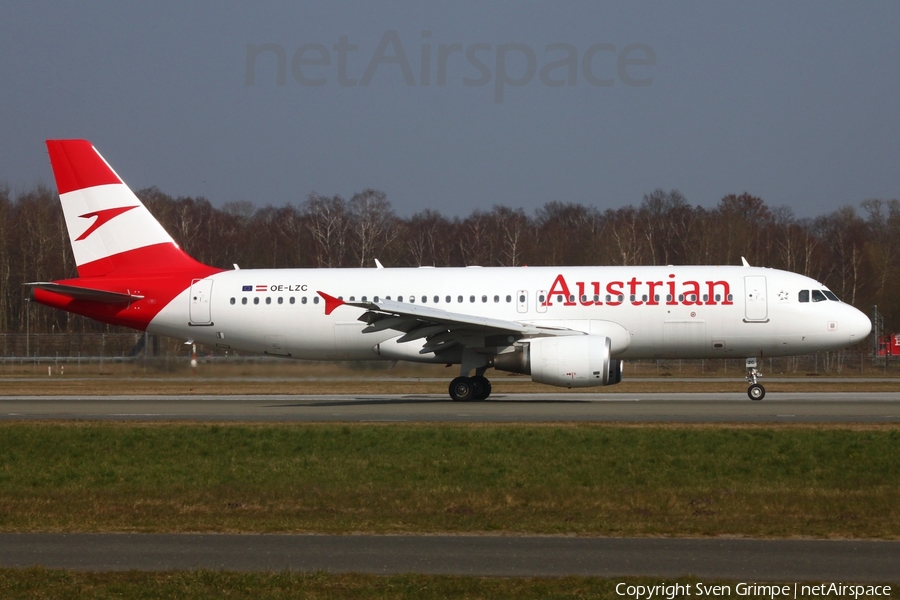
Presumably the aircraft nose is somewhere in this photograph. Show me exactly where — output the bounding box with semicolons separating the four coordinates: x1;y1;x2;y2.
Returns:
846;305;872;344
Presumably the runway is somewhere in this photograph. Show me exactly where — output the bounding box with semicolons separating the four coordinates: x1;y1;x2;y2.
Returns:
2;392;900;422
1;534;897;581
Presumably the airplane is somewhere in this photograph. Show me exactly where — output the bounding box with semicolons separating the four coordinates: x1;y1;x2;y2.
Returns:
27;140;872;401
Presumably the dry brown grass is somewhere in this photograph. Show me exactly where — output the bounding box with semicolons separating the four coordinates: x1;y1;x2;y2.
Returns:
0;376;898;396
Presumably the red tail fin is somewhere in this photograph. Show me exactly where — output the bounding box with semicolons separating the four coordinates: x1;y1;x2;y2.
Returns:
46;139;211;278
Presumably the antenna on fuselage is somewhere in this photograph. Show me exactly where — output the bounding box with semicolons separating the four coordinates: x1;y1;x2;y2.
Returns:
741;257;750;267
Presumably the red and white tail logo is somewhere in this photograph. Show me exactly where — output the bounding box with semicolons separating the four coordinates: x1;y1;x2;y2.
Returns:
46;140;203;278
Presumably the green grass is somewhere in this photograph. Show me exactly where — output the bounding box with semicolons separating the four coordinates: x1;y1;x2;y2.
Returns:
0;423;898;537
2;570;896;600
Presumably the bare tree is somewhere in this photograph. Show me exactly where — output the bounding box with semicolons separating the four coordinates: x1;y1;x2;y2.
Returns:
348;189;397;268
303;193;349;267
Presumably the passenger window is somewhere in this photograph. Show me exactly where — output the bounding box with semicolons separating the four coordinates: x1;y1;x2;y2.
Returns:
302;297;307;304
374;296;379;302
799;290;809;303
349;296;355;302
313;297;319;304
482;295;488;303
494;295;499;303
241;297;247;305
397;296;403;302
812;290;827;302
594;295;600;302
266;297;272;305
230;298;235;305
253;297;259;305
422;296;427;303
446;296;451;303
361;296;367;302
569;295;575;302
290;297;295;304
470;295;475;303
581;295;587;302
539;295;546;303
605;295;611;302
277;297;283;304
434;295;439;303
824;291;839;301
458;296;463;303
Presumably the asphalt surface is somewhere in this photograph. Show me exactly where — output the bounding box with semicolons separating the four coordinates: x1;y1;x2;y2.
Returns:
2;392;900;422
1;534;897;581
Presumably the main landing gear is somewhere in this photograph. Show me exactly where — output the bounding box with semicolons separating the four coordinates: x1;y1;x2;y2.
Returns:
745;357;765;401
449;372;492;401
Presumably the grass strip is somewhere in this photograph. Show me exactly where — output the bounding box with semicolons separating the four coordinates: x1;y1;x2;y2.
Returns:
3;378;900;395
1;570;896;600
0;423;898;538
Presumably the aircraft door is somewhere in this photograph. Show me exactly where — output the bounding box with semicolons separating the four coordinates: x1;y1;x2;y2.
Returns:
189;278;213;325
516;290;528;313
744;276;768;322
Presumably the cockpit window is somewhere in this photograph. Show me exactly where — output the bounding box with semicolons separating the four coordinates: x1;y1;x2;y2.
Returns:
799;290;809;303
812;290;827;302
823;290;839;301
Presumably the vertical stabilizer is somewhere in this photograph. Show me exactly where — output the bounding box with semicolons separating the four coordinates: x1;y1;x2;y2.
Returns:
46;140;208;278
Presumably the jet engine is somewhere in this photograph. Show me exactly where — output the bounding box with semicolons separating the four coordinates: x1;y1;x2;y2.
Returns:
492;335;623;387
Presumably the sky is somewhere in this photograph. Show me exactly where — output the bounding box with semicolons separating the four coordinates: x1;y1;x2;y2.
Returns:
1;2;898;219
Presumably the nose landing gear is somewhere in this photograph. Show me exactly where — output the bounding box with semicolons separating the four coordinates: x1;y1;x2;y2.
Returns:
746;357;765;401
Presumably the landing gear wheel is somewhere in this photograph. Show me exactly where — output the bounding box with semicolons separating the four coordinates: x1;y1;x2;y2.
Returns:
449;377;474;401
471;376;492;400
748;384;765;401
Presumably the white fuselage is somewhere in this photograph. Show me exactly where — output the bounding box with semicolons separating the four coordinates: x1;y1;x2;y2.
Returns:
148;265;871;362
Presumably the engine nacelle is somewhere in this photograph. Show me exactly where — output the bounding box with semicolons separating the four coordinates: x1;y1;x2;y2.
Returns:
492;335;623;388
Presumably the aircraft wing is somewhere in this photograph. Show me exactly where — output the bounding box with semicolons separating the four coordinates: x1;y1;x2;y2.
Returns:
318;291;580;355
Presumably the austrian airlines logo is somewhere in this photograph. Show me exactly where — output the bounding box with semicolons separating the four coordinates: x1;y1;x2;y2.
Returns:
75;206;138;241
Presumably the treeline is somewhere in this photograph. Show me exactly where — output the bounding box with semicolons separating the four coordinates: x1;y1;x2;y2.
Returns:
1;184;898;335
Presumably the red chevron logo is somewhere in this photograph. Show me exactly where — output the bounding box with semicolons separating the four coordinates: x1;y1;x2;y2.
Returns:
75;206;138;241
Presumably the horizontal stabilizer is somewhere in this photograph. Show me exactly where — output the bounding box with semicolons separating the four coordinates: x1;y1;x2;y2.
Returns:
25;282;144;303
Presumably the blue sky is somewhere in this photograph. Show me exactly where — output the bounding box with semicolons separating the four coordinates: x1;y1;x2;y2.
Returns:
2;2;898;218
